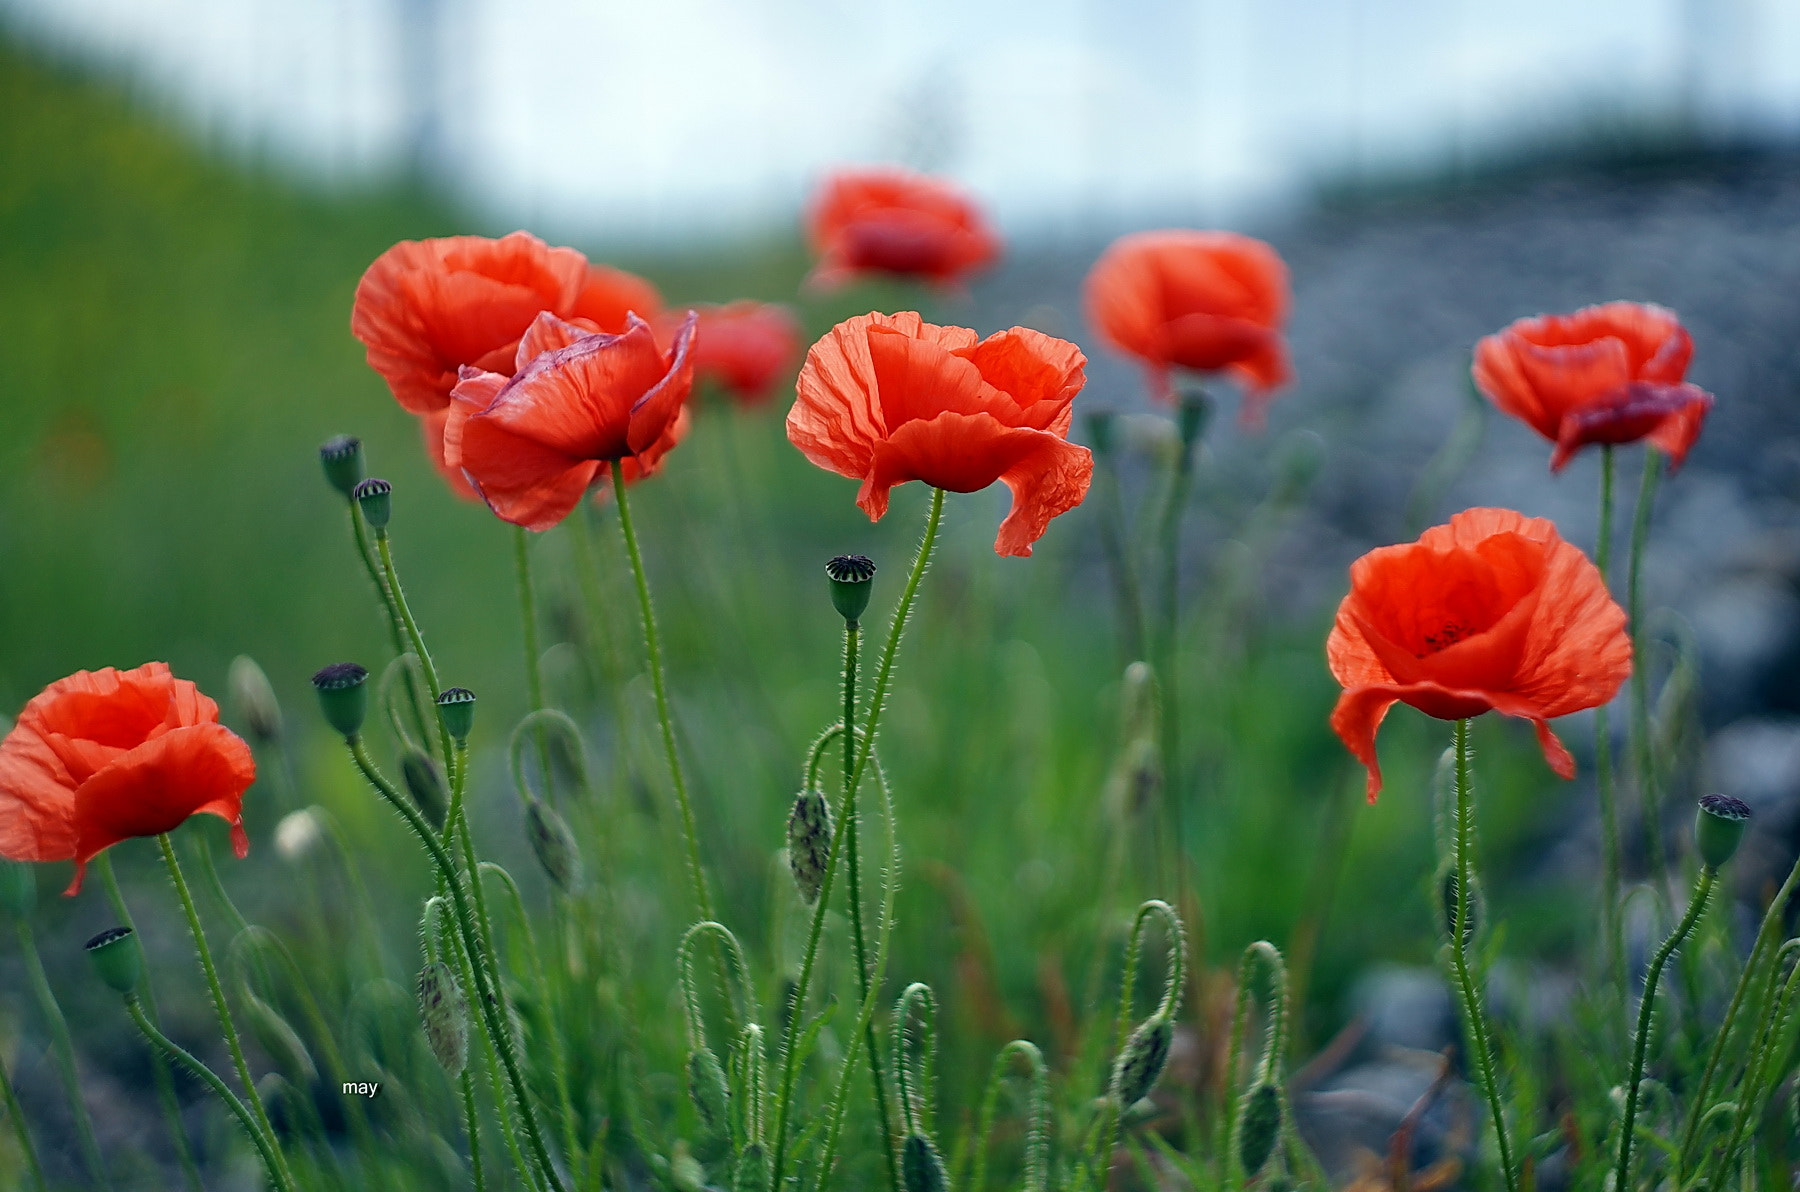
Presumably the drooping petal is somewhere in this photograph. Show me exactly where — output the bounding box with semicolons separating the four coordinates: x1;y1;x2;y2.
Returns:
1550;382;1713;473
626;311;697;456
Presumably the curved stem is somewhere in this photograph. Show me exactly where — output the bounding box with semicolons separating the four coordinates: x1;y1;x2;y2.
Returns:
1617;866;1714;1191
611;465;714;923
15;921;110;1188
1701;938;1800;1185
123;994;289;1191
156;833;296;1192
1627;449;1667;889
1447;720;1517;1192
972;1041;1048;1192
1594;446;1624;994
374;529;457;779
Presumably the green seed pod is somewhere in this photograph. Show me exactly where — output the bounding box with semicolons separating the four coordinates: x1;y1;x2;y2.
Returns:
825;554;877;625
732;1143;771;1192
685;1047;731;1140
242;989;317;1083
311;663;369;739
401;748;450;832
417;961;470;1075
84;926;142;995
229;655;283;745
525;799;582;892
352;477;392;530
319;435;365;498
0;859;36;918
786;788;833;905
1237;1082;1282;1177
901;1133;949;1192
1437;863;1481;946
1695;794;1751;871
1111;1013;1173;1107
436;687;476;745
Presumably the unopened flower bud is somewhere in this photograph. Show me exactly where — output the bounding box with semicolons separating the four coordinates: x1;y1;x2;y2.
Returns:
401;749;450;832
352;477;392;530
733;1143;771;1192
1111;1013;1173;1107
418;961;470;1075
311;663;369;739
1120;661;1160;742
525;799;581;892
1438;864;1481;946
319;435;365;498
229;655;283;744
825;554;877;625
243;991;317;1083
1236;1082;1282;1177
787;788;833;904
1696;794;1751;871
85;926;142;994
901;1134;949;1192
274;810;324;863
685;1047;730;1139
0;860;35;918
436;688;476;744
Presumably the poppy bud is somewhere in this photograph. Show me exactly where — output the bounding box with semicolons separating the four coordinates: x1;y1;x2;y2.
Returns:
436;688;477;744
311;663;370;739
242;991;317;1083
1236;1082;1282;1177
1695;794;1752;871
319;435;365;498
1176;390;1211;448
352;477;393;530
685;1047;730;1140
0;860;35;918
229;655;283;745
786;788;834;905
901;1134;949;1192
1437;864;1481;946
1111;1013;1173;1107
1120;661;1160;742
1121;736;1163;815
525;799;581;892
84;926;142;995
825;554;877;625
401;749;450;832
733;1144;771;1192
274;809;324;863
418;960;470;1075
1085;409;1117;456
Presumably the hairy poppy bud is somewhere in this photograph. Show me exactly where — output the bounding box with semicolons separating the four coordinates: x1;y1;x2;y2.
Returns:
1111;1013;1173;1107
1438;864;1481;946
1237;1082;1282;1177
901;1134;949;1192
685;1047;730;1139
825;554;877;625
525;799;581;892
436;688;476;744
786;788;833;904
401;749;450;832
1696;794;1751;871
0;860;35;918
229;655;283;745
85;926;142;994
311;663;370;739
352;477;392;530
418;961;470;1075
319;435;365;498
243;990;317;1083
733;1143;771;1192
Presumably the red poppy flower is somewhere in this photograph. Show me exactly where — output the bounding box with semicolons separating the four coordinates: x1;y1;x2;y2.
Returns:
1084;230;1292;421
664;302;801;406
0;663;256;894
444;310;696;530
788;311;1091;556
1472;302;1713;472
1328;508;1631;801
806;168;1000;290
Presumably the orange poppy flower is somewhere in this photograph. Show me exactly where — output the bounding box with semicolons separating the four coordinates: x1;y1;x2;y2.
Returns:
665;301;802;406
1328;508;1631;801
1472;302;1713;472
0;663;256;894
444;310;696;530
1084;230;1291;421
788;311;1091;556
806;168;1000;290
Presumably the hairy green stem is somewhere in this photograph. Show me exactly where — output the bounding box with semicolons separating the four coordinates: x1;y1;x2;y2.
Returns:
1626;449;1667;889
348;501;435;759
1699;937;1799;1186
971;1040;1048;1192
15;920;109;1188
373;528;457;779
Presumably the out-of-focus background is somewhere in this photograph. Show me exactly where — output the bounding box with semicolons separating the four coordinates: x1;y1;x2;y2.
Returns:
5;1;1800;1186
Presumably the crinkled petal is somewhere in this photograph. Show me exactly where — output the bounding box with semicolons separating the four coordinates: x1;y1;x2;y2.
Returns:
626;311;696;456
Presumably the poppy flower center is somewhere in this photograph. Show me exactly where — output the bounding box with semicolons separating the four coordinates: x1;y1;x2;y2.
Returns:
1419;621;1474;656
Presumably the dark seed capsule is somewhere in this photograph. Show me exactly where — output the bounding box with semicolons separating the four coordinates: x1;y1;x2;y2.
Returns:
1696;794;1752;871
786;788;834;904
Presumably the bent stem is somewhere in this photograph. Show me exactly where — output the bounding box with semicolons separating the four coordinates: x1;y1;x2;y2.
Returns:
1447;720;1518;1192
1594;446;1624;995
123;994;290;1192
971;1040;1049;1192
1626;449;1667;889
15;920;110;1189
1617;865;1714;1191
156;833;296;1192
611;465;714;923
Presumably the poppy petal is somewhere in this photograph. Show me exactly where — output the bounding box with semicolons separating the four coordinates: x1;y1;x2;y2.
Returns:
626;311;697;456
0;727;79;862
1549;382;1714;473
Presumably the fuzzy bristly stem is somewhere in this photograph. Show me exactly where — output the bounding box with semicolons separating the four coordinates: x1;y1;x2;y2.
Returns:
348;501;434;757
373;528;458;776
16;920;110;1188
461;1068;488;1192
156;833;297;1192
611;465;714;923
1626;449;1667;889
1617;865;1714;1191
1447;720;1517;1192
1594;446;1624;994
